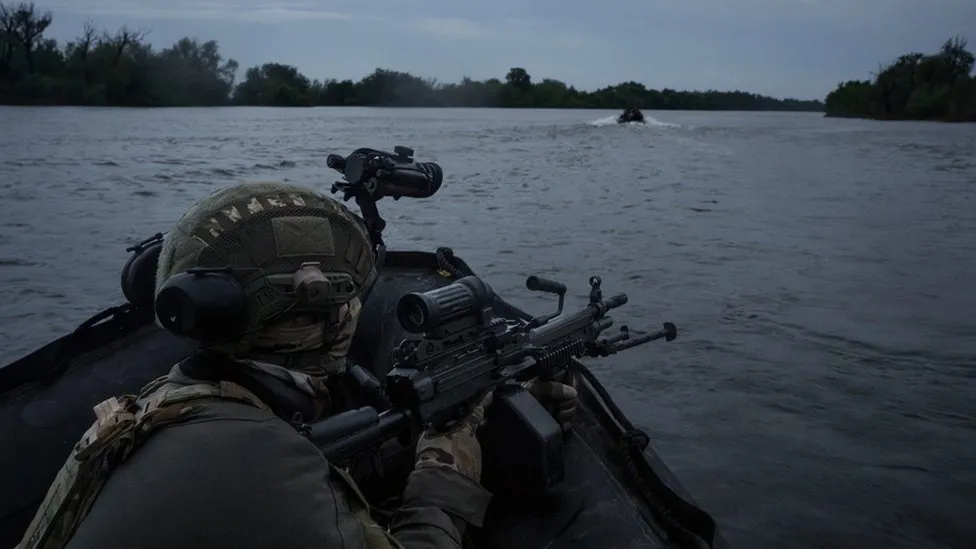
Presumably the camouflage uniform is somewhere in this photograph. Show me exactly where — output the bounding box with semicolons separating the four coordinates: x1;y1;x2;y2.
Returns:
17;182;493;549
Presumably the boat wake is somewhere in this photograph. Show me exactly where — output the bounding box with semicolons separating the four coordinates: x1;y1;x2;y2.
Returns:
589;115;679;128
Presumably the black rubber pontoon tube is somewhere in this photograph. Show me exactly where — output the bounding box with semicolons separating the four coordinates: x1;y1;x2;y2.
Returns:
577;363;718;549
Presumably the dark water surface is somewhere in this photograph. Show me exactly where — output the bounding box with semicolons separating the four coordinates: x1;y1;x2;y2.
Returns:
1;107;975;549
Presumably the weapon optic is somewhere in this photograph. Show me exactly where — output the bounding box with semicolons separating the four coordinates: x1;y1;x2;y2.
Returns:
383;274;677;428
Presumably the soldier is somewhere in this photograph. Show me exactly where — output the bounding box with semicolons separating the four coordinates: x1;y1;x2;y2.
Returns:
18;181;578;549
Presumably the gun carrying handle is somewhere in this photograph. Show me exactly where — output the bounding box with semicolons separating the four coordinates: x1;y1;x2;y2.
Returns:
525;276;567;295
524;276;567;328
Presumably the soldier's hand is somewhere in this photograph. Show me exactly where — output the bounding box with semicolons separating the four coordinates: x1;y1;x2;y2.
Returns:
521;378;578;434
414;391;493;484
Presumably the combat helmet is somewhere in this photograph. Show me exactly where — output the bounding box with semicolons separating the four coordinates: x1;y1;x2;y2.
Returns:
153;181;377;362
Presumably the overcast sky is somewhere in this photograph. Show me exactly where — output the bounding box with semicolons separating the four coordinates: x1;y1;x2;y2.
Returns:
40;0;976;100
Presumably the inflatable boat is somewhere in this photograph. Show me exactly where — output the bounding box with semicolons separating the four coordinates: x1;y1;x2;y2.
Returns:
0;146;726;549
617;108;646;124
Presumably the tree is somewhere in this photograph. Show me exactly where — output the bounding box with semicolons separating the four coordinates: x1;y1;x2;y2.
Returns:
505;67;531;91
0;1;51;75
825;35;976;121
233;63;314;106
0;3;828;111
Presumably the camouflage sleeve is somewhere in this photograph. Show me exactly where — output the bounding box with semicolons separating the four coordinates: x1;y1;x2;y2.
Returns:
389;467;493;549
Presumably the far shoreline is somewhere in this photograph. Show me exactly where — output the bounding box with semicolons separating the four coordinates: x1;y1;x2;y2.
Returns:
823;112;975;124
0;104;826;113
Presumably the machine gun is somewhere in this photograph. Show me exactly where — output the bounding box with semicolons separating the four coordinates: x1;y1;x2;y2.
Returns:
326;146;444;265
307;273;677;497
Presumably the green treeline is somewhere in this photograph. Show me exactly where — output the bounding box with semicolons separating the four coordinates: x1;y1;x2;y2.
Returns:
825;36;976;122
0;2;824;110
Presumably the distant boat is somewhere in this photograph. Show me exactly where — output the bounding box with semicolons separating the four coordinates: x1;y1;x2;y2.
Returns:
617;108;646;124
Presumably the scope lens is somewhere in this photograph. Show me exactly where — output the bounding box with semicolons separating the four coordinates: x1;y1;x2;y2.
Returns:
405;306;425;332
421;162;443;188
397;294;430;333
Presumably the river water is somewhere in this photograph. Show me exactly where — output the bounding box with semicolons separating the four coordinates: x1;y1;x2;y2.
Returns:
1;107;975;549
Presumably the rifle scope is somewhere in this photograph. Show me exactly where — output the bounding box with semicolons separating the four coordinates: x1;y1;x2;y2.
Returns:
397;275;493;334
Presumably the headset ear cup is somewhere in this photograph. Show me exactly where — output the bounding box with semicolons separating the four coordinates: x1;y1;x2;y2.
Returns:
154;271;250;343
120;238;164;308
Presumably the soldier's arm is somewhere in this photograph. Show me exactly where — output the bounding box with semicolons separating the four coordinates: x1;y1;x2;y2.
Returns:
388;467;492;549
